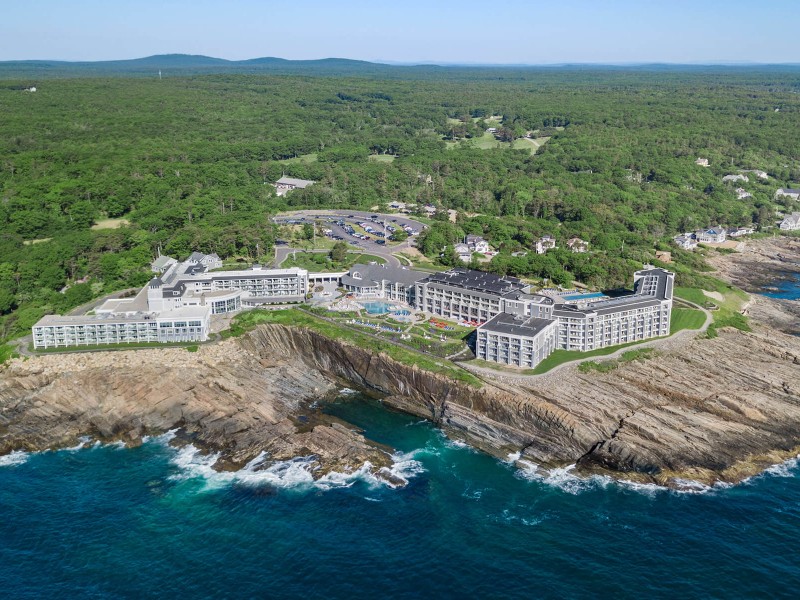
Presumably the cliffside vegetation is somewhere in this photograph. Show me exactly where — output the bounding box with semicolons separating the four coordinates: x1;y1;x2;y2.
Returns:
1;67;798;348
225;308;481;386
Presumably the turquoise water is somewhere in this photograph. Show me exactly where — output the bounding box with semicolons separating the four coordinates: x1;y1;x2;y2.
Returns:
562;292;606;301
361;301;395;314
2;394;800;598
761;273;800;300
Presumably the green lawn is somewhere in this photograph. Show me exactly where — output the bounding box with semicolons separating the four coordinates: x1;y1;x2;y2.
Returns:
224;308;481;387
368;154;396;163
283;251;386;271
472;337;668;376
675;284;750;336
511;136;551;155
527;339;665;375
91;218;130;230
0;343;20;364
670;307;706;334
32;340;204;354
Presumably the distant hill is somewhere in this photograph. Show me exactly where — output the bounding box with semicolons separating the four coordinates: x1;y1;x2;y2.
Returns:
1;54;798;80
0;54;394;78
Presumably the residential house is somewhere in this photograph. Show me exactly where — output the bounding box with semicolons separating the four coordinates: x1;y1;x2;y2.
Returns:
673;234;698;251
453;243;472;263
465;234;490;254
151;255;177;274
274;176;315;196
722;174;749;183
695;158;710;167
741;169;768;180
187;252;223;271
727;226;755;238
535;235;557;254
780;212;800;231
775;188;800;200
696;228;727;244
566;237;589;253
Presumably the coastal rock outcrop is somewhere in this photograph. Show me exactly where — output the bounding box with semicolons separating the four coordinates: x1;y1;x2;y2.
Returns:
2;239;800;487
0;343;393;477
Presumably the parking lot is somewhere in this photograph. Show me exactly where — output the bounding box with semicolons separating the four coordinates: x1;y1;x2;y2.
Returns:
272;210;426;252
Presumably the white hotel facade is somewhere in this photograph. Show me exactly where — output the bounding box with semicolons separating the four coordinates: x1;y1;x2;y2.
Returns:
472;268;674;368
32;254;309;350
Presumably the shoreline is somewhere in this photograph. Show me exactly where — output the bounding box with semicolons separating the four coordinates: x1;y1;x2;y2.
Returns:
1;237;800;490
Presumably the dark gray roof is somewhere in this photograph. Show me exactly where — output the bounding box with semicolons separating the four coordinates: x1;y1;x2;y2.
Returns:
276;176;315;188
152;255;176;268
553;296;663;318
343;263;427;288
479;313;557;337
421;268;526;297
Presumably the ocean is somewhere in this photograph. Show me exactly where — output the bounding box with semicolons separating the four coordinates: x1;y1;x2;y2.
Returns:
2;393;800;599
3;277;800;598
761;272;800;301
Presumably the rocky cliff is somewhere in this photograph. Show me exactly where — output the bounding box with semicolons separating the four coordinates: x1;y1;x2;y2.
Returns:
2;261;800;487
0;342;394;478
241;318;800;487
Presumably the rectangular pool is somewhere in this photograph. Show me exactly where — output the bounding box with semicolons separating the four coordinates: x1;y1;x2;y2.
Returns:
361;301;396;315
562;292;607;301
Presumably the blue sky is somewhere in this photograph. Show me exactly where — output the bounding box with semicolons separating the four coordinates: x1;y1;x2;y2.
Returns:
2;0;798;64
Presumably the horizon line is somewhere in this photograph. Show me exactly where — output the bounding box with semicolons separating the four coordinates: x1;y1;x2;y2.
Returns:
1;53;799;68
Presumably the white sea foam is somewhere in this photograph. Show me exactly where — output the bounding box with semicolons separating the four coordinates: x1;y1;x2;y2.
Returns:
516;461;613;495
338;387;358;396
167;445;425;492
142;429;178;445
0;450;30;467
743;454;800;483
506;452;521;463
60;436;92;452
516;459;739;496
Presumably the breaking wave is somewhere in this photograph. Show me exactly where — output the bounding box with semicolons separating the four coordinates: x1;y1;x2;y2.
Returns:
166;445;425;492
0;450;30;467
514;460;736;496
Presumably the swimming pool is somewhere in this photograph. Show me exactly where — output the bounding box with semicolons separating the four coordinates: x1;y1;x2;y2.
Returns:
361;301;396;315
562;292;607;301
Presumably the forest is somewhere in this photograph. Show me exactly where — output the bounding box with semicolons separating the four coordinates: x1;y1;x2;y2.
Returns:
1;65;800;348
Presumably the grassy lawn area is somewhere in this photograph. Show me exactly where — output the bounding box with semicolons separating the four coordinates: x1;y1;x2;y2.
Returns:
32;340;203;354
511;136;551;155
224;308;481;387
368;154;396;163
675;284;750;337
91;218;130;230
283;251;386;271
472;337;667;376
0;343;20;364
578;348;657;374
469;131;502;149
670;307;706;334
